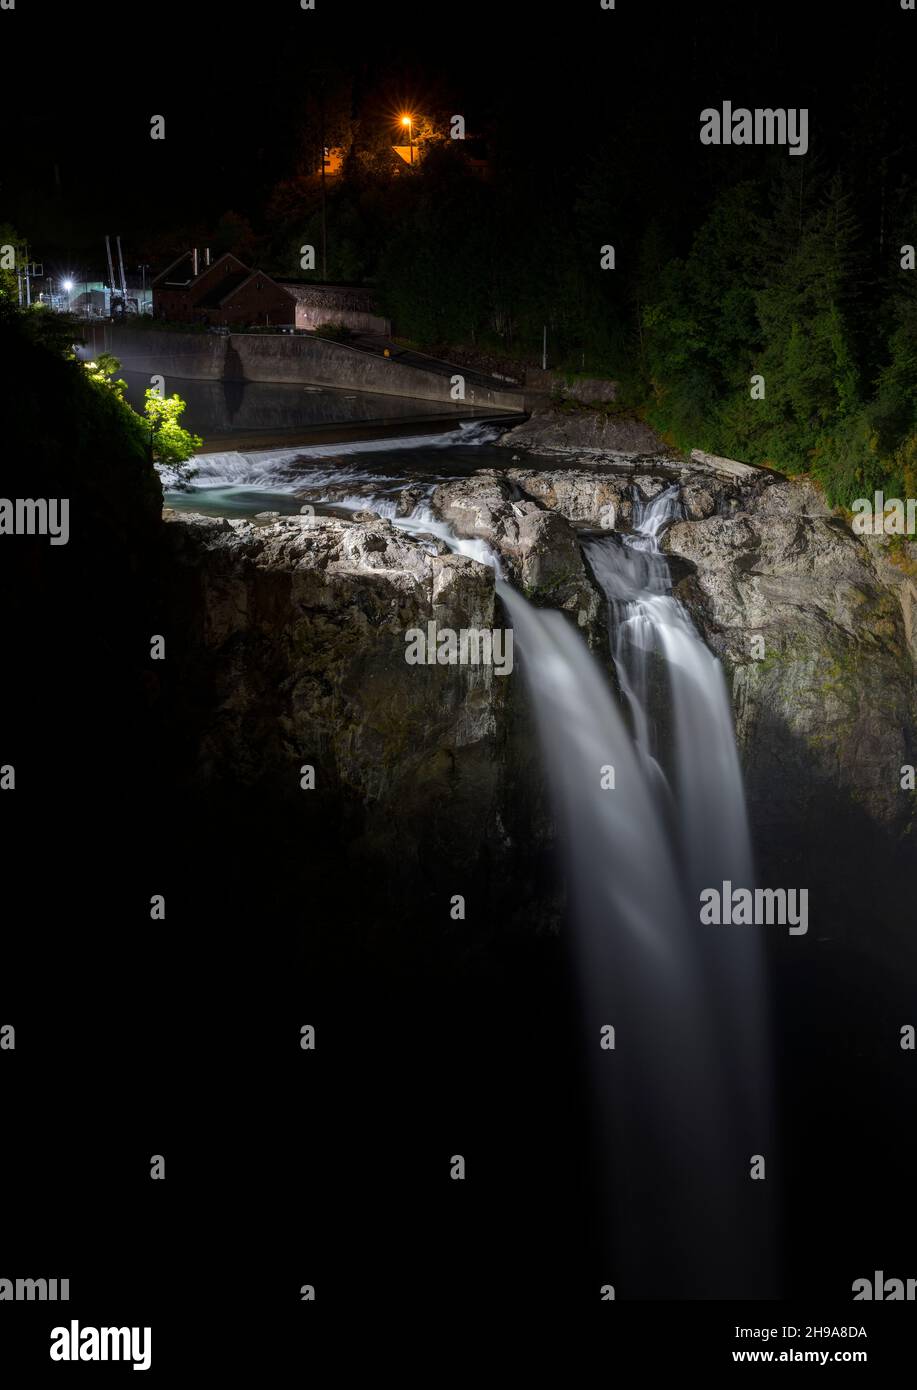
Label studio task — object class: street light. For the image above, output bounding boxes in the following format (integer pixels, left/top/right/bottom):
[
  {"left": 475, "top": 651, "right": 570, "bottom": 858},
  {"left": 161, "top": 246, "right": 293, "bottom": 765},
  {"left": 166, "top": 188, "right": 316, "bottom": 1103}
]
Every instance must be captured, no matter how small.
[
  {"left": 62, "top": 278, "right": 74, "bottom": 312},
  {"left": 401, "top": 114, "right": 414, "bottom": 166}
]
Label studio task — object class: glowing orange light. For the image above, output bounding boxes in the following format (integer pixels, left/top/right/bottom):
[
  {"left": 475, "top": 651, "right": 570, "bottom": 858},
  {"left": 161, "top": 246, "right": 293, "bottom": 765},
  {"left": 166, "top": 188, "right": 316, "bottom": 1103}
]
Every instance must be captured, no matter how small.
[{"left": 401, "top": 115, "right": 412, "bottom": 126}]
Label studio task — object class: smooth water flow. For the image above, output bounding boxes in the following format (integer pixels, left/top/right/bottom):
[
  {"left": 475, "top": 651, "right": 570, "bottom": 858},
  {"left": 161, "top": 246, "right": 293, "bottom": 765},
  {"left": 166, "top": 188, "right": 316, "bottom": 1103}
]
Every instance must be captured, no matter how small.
[
  {"left": 167, "top": 431, "right": 776, "bottom": 1293},
  {"left": 160, "top": 420, "right": 505, "bottom": 493},
  {"left": 585, "top": 486, "right": 754, "bottom": 893},
  {"left": 503, "top": 484, "right": 775, "bottom": 1297}
]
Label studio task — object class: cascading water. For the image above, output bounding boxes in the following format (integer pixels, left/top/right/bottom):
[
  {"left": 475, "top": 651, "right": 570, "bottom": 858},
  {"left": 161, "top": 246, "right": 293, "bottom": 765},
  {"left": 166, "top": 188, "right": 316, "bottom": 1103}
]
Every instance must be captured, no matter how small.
[
  {"left": 167, "top": 426, "right": 776, "bottom": 1291},
  {"left": 585, "top": 489, "right": 771, "bottom": 1123},
  {"left": 392, "top": 506, "right": 505, "bottom": 572},
  {"left": 500, "top": 483, "right": 775, "bottom": 1298},
  {"left": 159, "top": 419, "right": 505, "bottom": 493},
  {"left": 585, "top": 485, "right": 754, "bottom": 895}
]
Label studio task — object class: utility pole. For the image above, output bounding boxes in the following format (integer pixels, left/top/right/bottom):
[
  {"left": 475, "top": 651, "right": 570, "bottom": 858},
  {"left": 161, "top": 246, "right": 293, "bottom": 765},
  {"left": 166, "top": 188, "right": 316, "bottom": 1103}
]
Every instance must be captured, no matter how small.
[
  {"left": 319, "top": 81, "right": 328, "bottom": 281},
  {"left": 105, "top": 235, "right": 116, "bottom": 316},
  {"left": 14, "top": 241, "right": 37, "bottom": 306},
  {"left": 307, "top": 67, "right": 334, "bottom": 283},
  {"left": 116, "top": 236, "right": 128, "bottom": 300},
  {"left": 105, "top": 236, "right": 129, "bottom": 317}
]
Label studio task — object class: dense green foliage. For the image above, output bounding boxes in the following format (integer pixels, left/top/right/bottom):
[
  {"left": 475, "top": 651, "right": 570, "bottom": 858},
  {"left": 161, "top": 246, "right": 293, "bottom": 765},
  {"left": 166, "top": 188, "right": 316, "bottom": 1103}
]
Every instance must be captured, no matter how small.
[
  {"left": 141, "top": 387, "right": 203, "bottom": 466},
  {"left": 1, "top": 297, "right": 200, "bottom": 480},
  {"left": 0, "top": 299, "right": 162, "bottom": 550},
  {"left": 639, "top": 170, "right": 917, "bottom": 505},
  {"left": 83, "top": 352, "right": 202, "bottom": 468},
  {"left": 247, "top": 128, "right": 917, "bottom": 507}
]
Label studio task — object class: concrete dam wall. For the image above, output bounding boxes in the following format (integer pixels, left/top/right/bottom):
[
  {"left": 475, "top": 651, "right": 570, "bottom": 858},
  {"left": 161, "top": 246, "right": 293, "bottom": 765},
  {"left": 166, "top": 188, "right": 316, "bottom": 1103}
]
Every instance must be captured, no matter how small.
[{"left": 79, "top": 326, "right": 525, "bottom": 411}]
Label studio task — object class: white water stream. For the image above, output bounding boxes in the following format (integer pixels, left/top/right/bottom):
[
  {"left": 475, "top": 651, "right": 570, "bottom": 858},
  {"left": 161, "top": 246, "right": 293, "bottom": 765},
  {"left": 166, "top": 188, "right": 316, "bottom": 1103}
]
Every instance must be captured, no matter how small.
[{"left": 501, "top": 484, "right": 775, "bottom": 1296}]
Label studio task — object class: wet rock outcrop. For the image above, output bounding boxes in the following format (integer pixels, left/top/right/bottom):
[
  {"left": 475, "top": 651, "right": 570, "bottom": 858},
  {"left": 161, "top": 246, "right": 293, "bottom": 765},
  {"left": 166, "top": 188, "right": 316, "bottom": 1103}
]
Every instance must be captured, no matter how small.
[
  {"left": 498, "top": 405, "right": 670, "bottom": 456},
  {"left": 159, "top": 509, "right": 550, "bottom": 924},
  {"left": 159, "top": 460, "right": 916, "bottom": 942},
  {"left": 661, "top": 477, "right": 917, "bottom": 898},
  {"left": 505, "top": 468, "right": 633, "bottom": 530},
  {"left": 429, "top": 471, "right": 601, "bottom": 633}
]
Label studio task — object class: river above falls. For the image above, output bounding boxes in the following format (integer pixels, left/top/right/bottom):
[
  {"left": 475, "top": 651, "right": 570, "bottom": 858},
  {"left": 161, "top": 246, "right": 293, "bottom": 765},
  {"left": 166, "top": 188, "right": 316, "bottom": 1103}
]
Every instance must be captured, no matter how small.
[
  {"left": 160, "top": 420, "right": 524, "bottom": 517},
  {"left": 122, "top": 368, "right": 516, "bottom": 455}
]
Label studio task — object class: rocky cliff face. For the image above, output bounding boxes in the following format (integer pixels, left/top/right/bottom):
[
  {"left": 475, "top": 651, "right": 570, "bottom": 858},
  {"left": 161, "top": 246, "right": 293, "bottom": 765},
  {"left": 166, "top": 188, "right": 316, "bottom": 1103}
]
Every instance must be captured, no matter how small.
[
  {"left": 659, "top": 476, "right": 916, "bottom": 925},
  {"left": 161, "top": 459, "right": 916, "bottom": 942},
  {"left": 160, "top": 508, "right": 553, "bottom": 933},
  {"left": 663, "top": 479, "right": 916, "bottom": 831}
]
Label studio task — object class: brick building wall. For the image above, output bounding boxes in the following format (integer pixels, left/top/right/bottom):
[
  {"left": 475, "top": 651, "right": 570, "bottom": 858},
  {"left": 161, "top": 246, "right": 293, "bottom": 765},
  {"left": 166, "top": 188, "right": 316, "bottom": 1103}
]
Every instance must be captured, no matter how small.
[
  {"left": 153, "top": 255, "right": 384, "bottom": 330},
  {"left": 153, "top": 253, "right": 249, "bottom": 323},
  {"left": 210, "top": 273, "right": 295, "bottom": 327}
]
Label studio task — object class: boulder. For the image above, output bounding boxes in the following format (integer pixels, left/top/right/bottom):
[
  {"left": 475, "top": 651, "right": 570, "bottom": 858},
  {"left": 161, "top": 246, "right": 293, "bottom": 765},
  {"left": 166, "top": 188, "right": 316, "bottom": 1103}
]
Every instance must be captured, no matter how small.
[
  {"left": 689, "top": 448, "right": 767, "bottom": 480},
  {"left": 497, "top": 406, "right": 673, "bottom": 457},
  {"left": 429, "top": 471, "right": 601, "bottom": 632},
  {"left": 507, "top": 468, "right": 634, "bottom": 529}
]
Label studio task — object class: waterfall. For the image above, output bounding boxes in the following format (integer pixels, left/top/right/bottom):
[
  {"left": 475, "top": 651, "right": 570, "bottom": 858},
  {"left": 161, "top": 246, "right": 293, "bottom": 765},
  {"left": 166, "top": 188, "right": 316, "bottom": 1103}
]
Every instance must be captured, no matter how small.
[
  {"left": 500, "top": 483, "right": 776, "bottom": 1298},
  {"left": 584, "top": 485, "right": 754, "bottom": 894}
]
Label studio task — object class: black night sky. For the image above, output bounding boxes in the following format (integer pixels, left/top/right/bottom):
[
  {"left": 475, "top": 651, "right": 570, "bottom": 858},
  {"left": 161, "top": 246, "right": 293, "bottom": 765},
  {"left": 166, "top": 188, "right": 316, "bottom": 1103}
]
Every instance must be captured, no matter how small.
[{"left": 3, "top": 0, "right": 914, "bottom": 272}]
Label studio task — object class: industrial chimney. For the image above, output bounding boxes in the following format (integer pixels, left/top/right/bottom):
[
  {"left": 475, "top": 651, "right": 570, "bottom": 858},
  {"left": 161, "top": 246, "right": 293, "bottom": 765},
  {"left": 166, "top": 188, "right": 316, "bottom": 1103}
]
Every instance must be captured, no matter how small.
[
  {"left": 204, "top": 246, "right": 211, "bottom": 267},
  {"left": 192, "top": 247, "right": 199, "bottom": 276}
]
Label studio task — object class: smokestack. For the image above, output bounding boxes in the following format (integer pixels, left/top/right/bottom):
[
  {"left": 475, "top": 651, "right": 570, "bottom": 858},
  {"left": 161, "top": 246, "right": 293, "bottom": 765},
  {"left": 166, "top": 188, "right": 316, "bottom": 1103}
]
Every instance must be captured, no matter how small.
[
  {"left": 205, "top": 246, "right": 211, "bottom": 267},
  {"left": 192, "top": 247, "right": 199, "bottom": 276}
]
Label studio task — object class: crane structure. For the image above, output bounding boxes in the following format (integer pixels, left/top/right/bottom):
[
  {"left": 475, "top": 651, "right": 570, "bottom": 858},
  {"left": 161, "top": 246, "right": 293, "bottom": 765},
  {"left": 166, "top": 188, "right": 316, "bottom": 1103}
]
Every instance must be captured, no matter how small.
[{"left": 104, "top": 235, "right": 137, "bottom": 318}]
